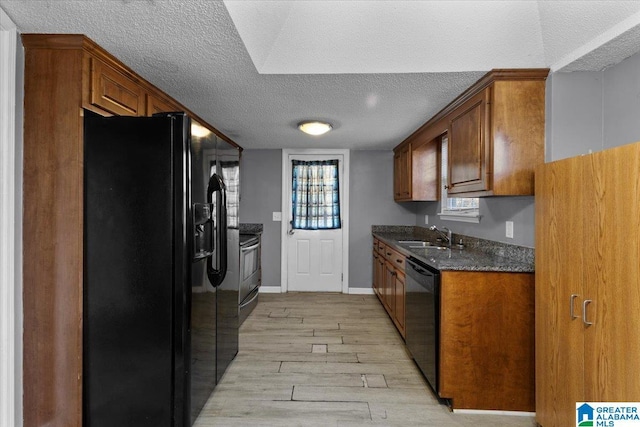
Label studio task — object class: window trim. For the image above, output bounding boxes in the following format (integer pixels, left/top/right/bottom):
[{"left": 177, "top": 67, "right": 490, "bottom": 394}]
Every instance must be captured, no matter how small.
[
  {"left": 439, "top": 135, "right": 481, "bottom": 223},
  {"left": 1, "top": 9, "right": 18, "bottom": 427}
]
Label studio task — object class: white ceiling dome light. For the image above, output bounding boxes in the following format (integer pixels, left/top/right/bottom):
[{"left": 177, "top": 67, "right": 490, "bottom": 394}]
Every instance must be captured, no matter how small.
[{"left": 297, "top": 121, "right": 333, "bottom": 136}]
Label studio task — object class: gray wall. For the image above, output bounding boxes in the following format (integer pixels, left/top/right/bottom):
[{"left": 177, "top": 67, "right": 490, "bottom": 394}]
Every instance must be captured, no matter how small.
[
  {"left": 545, "top": 71, "right": 603, "bottom": 161},
  {"left": 547, "top": 49, "right": 640, "bottom": 161},
  {"left": 240, "top": 149, "right": 416, "bottom": 290},
  {"left": 239, "top": 150, "right": 282, "bottom": 287},
  {"left": 407, "top": 197, "right": 535, "bottom": 248},
  {"left": 349, "top": 151, "right": 416, "bottom": 288}
]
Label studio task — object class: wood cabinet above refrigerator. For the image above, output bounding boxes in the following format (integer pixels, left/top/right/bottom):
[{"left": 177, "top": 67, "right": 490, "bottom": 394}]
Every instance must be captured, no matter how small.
[{"left": 21, "top": 33, "right": 240, "bottom": 427}]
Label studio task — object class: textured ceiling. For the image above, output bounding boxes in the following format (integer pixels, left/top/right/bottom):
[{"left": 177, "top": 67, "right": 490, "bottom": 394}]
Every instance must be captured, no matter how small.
[{"left": 2, "top": 0, "right": 640, "bottom": 150}]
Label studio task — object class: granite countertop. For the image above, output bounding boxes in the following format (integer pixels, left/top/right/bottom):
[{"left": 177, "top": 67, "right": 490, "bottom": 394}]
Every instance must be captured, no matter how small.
[
  {"left": 240, "top": 223, "right": 263, "bottom": 235},
  {"left": 373, "top": 226, "right": 534, "bottom": 273},
  {"left": 240, "top": 223, "right": 263, "bottom": 246}
]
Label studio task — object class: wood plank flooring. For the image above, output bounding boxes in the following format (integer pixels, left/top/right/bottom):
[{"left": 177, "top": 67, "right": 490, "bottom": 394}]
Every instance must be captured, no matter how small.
[{"left": 194, "top": 293, "right": 537, "bottom": 426}]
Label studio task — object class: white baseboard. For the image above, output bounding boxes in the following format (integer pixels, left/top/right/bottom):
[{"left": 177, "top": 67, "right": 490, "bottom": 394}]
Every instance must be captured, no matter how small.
[
  {"left": 258, "top": 286, "right": 374, "bottom": 295},
  {"left": 452, "top": 409, "right": 536, "bottom": 417},
  {"left": 348, "top": 287, "right": 375, "bottom": 295},
  {"left": 259, "top": 286, "right": 282, "bottom": 294}
]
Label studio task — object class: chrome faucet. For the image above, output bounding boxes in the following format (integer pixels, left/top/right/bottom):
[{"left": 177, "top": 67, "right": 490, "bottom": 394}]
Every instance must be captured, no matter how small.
[{"left": 429, "top": 225, "right": 452, "bottom": 247}]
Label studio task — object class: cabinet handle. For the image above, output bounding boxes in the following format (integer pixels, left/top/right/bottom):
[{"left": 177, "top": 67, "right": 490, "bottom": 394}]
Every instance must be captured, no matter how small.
[
  {"left": 395, "top": 259, "right": 402, "bottom": 264},
  {"left": 583, "top": 299, "right": 594, "bottom": 326},
  {"left": 570, "top": 294, "right": 579, "bottom": 319},
  {"left": 444, "top": 185, "right": 450, "bottom": 190}
]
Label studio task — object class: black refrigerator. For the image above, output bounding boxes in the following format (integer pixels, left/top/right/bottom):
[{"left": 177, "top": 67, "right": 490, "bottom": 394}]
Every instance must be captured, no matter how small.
[{"left": 83, "top": 111, "right": 239, "bottom": 426}]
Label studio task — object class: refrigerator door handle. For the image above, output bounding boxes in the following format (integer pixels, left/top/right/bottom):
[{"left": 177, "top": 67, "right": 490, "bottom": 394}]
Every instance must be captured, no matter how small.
[{"left": 206, "top": 173, "right": 228, "bottom": 287}]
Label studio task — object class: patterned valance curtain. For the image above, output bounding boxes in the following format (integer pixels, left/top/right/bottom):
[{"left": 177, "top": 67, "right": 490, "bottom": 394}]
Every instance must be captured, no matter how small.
[{"left": 291, "top": 160, "right": 341, "bottom": 230}]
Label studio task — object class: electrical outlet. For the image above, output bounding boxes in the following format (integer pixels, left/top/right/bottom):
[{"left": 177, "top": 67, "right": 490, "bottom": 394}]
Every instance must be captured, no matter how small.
[
  {"left": 506, "top": 221, "right": 514, "bottom": 239},
  {"left": 424, "top": 215, "right": 429, "bottom": 224},
  {"left": 272, "top": 212, "right": 282, "bottom": 221}
]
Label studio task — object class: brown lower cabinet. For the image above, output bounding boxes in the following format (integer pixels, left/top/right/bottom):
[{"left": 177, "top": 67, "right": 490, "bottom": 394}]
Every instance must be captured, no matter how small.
[
  {"left": 535, "top": 141, "right": 640, "bottom": 427},
  {"left": 373, "top": 237, "right": 535, "bottom": 411},
  {"left": 439, "top": 271, "right": 535, "bottom": 411},
  {"left": 372, "top": 238, "right": 405, "bottom": 337}
]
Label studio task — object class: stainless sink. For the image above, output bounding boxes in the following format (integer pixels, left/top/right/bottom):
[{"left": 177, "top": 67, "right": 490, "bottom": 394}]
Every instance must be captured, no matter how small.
[
  {"left": 397, "top": 240, "right": 448, "bottom": 250},
  {"left": 412, "top": 245, "right": 448, "bottom": 250}
]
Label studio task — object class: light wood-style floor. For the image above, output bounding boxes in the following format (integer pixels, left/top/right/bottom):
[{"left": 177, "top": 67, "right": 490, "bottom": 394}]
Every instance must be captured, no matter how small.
[{"left": 194, "top": 293, "right": 537, "bottom": 426}]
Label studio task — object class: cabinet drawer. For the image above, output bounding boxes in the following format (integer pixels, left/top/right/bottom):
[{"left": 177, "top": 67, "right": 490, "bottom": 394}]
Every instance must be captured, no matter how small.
[
  {"left": 90, "top": 58, "right": 144, "bottom": 116},
  {"left": 382, "top": 247, "right": 405, "bottom": 270},
  {"left": 389, "top": 250, "right": 405, "bottom": 271}
]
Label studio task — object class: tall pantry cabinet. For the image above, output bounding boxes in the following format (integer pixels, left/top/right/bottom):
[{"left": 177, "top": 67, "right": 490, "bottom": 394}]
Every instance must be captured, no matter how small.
[{"left": 535, "top": 141, "right": 640, "bottom": 427}]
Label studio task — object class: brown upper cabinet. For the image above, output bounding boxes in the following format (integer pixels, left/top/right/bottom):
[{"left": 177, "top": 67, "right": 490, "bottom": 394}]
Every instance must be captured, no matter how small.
[
  {"left": 447, "top": 89, "right": 490, "bottom": 194},
  {"left": 89, "top": 57, "right": 145, "bottom": 116},
  {"left": 395, "top": 69, "right": 548, "bottom": 198},
  {"left": 393, "top": 136, "right": 440, "bottom": 202},
  {"left": 146, "top": 93, "right": 180, "bottom": 116},
  {"left": 393, "top": 143, "right": 411, "bottom": 200}
]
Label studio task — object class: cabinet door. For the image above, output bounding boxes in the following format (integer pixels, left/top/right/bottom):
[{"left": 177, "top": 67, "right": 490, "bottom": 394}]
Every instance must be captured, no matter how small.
[
  {"left": 90, "top": 58, "right": 144, "bottom": 116},
  {"left": 411, "top": 138, "right": 440, "bottom": 201},
  {"left": 146, "top": 93, "right": 179, "bottom": 116},
  {"left": 384, "top": 260, "right": 396, "bottom": 316},
  {"left": 583, "top": 144, "right": 640, "bottom": 402},
  {"left": 447, "top": 89, "right": 490, "bottom": 194},
  {"left": 535, "top": 157, "right": 585, "bottom": 427},
  {"left": 393, "top": 152, "right": 402, "bottom": 199},
  {"left": 377, "top": 255, "right": 385, "bottom": 303},
  {"left": 400, "top": 146, "right": 411, "bottom": 198},
  {"left": 394, "top": 270, "right": 405, "bottom": 336},
  {"left": 393, "top": 145, "right": 411, "bottom": 201},
  {"left": 372, "top": 250, "right": 380, "bottom": 297}
]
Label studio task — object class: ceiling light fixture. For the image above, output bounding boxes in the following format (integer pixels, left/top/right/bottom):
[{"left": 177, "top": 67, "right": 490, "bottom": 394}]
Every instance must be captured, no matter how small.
[{"left": 297, "top": 121, "right": 333, "bottom": 136}]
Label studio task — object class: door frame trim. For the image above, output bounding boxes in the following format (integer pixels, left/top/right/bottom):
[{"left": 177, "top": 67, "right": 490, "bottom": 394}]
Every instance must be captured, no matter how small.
[
  {"left": 280, "top": 149, "right": 350, "bottom": 294},
  {"left": 0, "top": 8, "right": 18, "bottom": 427}
]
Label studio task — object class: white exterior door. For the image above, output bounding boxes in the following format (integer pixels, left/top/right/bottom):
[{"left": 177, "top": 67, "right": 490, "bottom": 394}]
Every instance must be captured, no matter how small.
[{"left": 284, "top": 153, "right": 346, "bottom": 292}]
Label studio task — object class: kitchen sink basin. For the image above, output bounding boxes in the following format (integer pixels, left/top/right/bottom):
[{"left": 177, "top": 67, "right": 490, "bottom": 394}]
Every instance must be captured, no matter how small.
[{"left": 397, "top": 240, "right": 448, "bottom": 250}]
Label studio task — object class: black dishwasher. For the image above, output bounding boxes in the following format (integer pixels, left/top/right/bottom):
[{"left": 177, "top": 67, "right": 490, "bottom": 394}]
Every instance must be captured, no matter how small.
[{"left": 405, "top": 257, "right": 440, "bottom": 395}]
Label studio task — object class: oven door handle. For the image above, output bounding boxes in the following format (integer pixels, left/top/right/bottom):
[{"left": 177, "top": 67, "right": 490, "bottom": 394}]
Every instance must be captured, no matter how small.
[
  {"left": 241, "top": 242, "right": 260, "bottom": 252},
  {"left": 239, "top": 288, "right": 260, "bottom": 309}
]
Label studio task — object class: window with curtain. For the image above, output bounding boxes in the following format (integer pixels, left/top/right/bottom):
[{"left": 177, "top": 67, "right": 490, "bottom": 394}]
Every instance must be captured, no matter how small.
[
  {"left": 291, "top": 159, "right": 341, "bottom": 230},
  {"left": 210, "top": 160, "right": 240, "bottom": 229}
]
